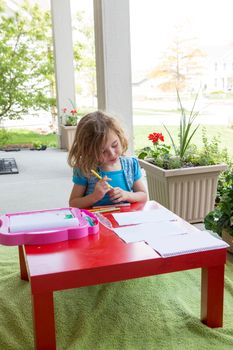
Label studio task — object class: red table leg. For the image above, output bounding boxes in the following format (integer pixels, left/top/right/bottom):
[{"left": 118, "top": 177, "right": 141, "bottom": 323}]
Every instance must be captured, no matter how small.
[
  {"left": 201, "top": 265, "right": 225, "bottom": 327},
  {"left": 18, "top": 246, "right": 29, "bottom": 281},
  {"left": 32, "top": 292, "right": 56, "bottom": 350}
]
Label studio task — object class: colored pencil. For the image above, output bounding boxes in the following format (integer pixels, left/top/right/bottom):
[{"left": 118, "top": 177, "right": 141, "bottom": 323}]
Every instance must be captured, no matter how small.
[
  {"left": 91, "top": 169, "right": 113, "bottom": 189},
  {"left": 89, "top": 207, "right": 121, "bottom": 214},
  {"left": 92, "top": 203, "right": 130, "bottom": 209}
]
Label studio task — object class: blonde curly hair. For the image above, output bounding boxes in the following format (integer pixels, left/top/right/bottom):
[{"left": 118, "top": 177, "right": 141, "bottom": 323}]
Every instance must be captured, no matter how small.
[{"left": 68, "top": 111, "right": 128, "bottom": 176}]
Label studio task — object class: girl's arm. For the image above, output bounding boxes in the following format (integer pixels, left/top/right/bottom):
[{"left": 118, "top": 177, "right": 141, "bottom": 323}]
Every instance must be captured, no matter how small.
[
  {"left": 69, "top": 177, "right": 110, "bottom": 208},
  {"left": 132, "top": 178, "right": 148, "bottom": 202},
  {"left": 109, "top": 178, "right": 148, "bottom": 204},
  {"left": 69, "top": 184, "right": 96, "bottom": 208}
]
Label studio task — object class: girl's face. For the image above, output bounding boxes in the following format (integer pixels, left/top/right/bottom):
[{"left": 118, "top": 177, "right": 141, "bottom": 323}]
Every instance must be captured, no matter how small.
[{"left": 99, "top": 130, "right": 122, "bottom": 165}]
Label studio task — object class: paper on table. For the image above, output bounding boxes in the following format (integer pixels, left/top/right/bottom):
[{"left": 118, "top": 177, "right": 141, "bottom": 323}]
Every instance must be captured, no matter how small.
[
  {"left": 146, "top": 230, "right": 229, "bottom": 257},
  {"left": 112, "top": 208, "right": 176, "bottom": 226},
  {"left": 113, "top": 221, "right": 189, "bottom": 243},
  {"left": 9, "top": 209, "right": 79, "bottom": 233}
]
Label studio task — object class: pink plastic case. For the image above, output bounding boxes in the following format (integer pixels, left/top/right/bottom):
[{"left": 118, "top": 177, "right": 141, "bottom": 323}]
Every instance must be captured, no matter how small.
[{"left": 0, "top": 207, "right": 99, "bottom": 246}]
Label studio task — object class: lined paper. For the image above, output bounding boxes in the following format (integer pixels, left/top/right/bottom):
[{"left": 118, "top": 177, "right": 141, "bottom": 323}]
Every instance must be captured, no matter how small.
[{"left": 146, "top": 230, "right": 229, "bottom": 257}]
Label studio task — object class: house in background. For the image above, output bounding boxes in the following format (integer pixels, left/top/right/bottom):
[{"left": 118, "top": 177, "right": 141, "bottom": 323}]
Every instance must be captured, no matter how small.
[
  {"left": 204, "top": 45, "right": 233, "bottom": 93},
  {"left": 132, "top": 44, "right": 233, "bottom": 100}
]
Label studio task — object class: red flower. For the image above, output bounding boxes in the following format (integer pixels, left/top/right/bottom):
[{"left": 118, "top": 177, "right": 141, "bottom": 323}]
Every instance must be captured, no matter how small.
[
  {"left": 62, "top": 108, "right": 67, "bottom": 113},
  {"left": 158, "top": 133, "right": 164, "bottom": 142},
  {"left": 71, "top": 109, "right": 77, "bottom": 115},
  {"left": 148, "top": 132, "right": 164, "bottom": 144}
]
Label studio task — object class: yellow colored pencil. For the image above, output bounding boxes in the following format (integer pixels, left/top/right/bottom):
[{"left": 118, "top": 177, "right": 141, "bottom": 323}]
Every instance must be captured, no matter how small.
[
  {"left": 89, "top": 207, "right": 120, "bottom": 213},
  {"left": 91, "top": 169, "right": 113, "bottom": 189},
  {"left": 92, "top": 203, "right": 130, "bottom": 209}
]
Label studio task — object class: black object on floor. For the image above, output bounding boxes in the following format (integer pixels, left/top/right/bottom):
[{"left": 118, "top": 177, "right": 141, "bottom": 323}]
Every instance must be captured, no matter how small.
[
  {"left": 4, "top": 148, "right": 21, "bottom": 152},
  {"left": 0, "top": 158, "right": 19, "bottom": 175}
]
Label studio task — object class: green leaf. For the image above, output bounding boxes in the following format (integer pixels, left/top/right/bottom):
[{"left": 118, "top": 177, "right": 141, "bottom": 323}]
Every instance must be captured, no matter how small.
[
  {"left": 138, "top": 151, "right": 148, "bottom": 159},
  {"left": 163, "top": 123, "right": 178, "bottom": 155}
]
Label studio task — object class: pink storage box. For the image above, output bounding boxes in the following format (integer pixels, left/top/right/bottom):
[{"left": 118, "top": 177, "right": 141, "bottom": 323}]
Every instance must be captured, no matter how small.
[{"left": 0, "top": 207, "right": 99, "bottom": 246}]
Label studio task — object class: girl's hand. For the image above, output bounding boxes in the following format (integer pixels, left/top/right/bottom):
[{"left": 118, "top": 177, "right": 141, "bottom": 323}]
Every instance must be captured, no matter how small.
[
  {"left": 108, "top": 187, "right": 129, "bottom": 203},
  {"left": 93, "top": 176, "right": 111, "bottom": 200}
]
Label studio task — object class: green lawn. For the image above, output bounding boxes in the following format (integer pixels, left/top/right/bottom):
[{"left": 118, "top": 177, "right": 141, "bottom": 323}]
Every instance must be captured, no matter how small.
[
  {"left": 134, "top": 124, "right": 233, "bottom": 159},
  {"left": 2, "top": 124, "right": 233, "bottom": 160},
  {"left": 3, "top": 129, "right": 58, "bottom": 148}
]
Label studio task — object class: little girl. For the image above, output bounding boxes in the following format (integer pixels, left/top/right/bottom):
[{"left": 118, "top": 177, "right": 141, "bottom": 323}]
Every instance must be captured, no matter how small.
[{"left": 68, "top": 111, "right": 148, "bottom": 208}]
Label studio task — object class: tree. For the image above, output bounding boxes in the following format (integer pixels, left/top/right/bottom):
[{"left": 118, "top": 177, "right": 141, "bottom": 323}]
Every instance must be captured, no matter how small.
[
  {"left": 0, "top": 1, "right": 96, "bottom": 125},
  {"left": 149, "top": 25, "right": 206, "bottom": 93},
  {"left": 0, "top": 0, "right": 55, "bottom": 123}
]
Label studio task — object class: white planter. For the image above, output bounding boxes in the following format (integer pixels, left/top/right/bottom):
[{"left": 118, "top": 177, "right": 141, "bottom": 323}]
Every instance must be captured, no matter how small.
[
  {"left": 139, "top": 159, "right": 228, "bottom": 223},
  {"left": 60, "top": 125, "right": 76, "bottom": 151}
]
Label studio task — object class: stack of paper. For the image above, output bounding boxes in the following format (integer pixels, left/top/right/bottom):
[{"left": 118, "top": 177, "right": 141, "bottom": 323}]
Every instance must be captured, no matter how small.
[{"left": 112, "top": 209, "right": 229, "bottom": 257}]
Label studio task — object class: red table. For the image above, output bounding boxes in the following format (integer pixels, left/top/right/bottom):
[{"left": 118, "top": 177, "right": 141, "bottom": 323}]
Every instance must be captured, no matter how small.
[{"left": 18, "top": 201, "right": 227, "bottom": 350}]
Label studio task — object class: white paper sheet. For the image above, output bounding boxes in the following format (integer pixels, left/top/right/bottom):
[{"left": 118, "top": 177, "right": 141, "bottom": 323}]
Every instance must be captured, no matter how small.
[
  {"left": 112, "top": 208, "right": 176, "bottom": 226},
  {"left": 9, "top": 209, "right": 79, "bottom": 233},
  {"left": 113, "top": 221, "right": 189, "bottom": 243}
]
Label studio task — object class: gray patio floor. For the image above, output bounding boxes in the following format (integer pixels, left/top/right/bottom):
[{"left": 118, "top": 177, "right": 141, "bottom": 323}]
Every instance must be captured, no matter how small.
[{"left": 0, "top": 148, "right": 73, "bottom": 214}]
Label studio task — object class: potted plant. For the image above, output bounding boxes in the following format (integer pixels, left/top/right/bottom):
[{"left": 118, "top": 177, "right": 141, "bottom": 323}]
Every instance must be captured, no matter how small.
[
  {"left": 138, "top": 90, "right": 228, "bottom": 223},
  {"left": 60, "top": 105, "right": 79, "bottom": 151},
  {"left": 30, "top": 141, "right": 47, "bottom": 151},
  {"left": 204, "top": 171, "right": 233, "bottom": 253}
]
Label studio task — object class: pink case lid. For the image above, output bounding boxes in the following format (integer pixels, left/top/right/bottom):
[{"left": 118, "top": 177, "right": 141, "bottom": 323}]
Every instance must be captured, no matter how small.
[{"left": 0, "top": 207, "right": 99, "bottom": 246}]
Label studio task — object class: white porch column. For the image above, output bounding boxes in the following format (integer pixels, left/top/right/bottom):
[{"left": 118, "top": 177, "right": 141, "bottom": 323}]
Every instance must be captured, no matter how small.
[
  {"left": 50, "top": 0, "right": 76, "bottom": 147},
  {"left": 93, "top": 0, "right": 134, "bottom": 154}
]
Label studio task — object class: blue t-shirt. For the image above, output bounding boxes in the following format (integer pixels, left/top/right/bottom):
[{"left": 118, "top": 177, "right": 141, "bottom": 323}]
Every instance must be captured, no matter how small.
[{"left": 72, "top": 156, "right": 142, "bottom": 206}]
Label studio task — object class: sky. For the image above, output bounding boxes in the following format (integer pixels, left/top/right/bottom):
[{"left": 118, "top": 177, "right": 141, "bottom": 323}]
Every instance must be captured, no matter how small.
[
  {"left": 37, "top": 0, "right": 233, "bottom": 73},
  {"left": 69, "top": 0, "right": 233, "bottom": 72},
  {"left": 36, "top": 0, "right": 233, "bottom": 45},
  {"left": 129, "top": 0, "right": 233, "bottom": 71}
]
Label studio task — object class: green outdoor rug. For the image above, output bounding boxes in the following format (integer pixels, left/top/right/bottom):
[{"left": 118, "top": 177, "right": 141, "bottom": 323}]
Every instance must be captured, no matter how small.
[{"left": 1, "top": 245, "right": 233, "bottom": 350}]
